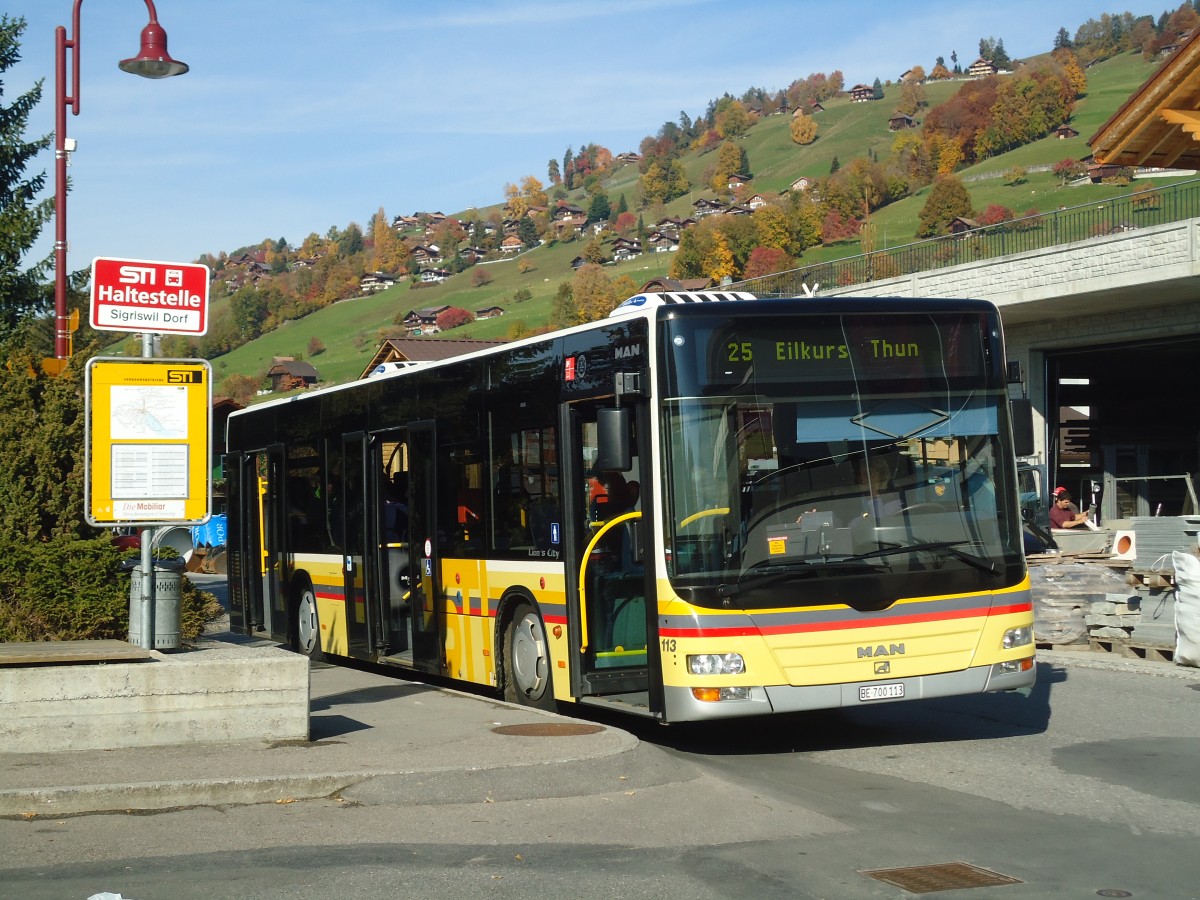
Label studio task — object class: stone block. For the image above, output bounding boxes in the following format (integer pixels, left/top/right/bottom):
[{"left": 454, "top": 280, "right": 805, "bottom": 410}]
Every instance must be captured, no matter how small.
[{"left": 0, "top": 643, "right": 309, "bottom": 752}]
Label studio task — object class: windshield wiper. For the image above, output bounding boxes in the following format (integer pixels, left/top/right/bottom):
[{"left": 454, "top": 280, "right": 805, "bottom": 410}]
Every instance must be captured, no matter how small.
[
  {"left": 718, "top": 558, "right": 884, "bottom": 598},
  {"left": 845, "top": 541, "right": 999, "bottom": 575}
]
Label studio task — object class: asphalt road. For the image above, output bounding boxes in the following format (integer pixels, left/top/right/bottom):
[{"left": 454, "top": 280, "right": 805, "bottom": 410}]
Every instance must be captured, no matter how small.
[{"left": 4, "top": 646, "right": 1197, "bottom": 898}]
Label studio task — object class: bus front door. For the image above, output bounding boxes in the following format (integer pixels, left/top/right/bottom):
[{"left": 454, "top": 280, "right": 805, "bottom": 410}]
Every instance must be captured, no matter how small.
[{"left": 565, "top": 401, "right": 654, "bottom": 706}]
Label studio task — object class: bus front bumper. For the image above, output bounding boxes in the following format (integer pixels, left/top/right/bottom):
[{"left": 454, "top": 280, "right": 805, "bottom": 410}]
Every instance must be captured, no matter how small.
[{"left": 662, "top": 658, "right": 1036, "bottom": 722}]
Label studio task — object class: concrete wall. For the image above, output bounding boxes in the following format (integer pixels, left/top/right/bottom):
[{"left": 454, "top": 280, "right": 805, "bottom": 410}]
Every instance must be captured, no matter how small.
[
  {"left": 0, "top": 643, "right": 309, "bottom": 752},
  {"left": 819, "top": 219, "right": 1200, "bottom": 462}
]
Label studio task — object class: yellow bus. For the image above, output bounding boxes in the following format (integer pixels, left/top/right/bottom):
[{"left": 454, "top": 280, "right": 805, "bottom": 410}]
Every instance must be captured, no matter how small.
[{"left": 225, "top": 291, "right": 1036, "bottom": 722}]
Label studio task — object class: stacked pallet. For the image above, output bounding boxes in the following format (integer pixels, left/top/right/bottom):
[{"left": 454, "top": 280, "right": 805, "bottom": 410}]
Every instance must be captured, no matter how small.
[{"left": 1080, "top": 516, "right": 1199, "bottom": 662}]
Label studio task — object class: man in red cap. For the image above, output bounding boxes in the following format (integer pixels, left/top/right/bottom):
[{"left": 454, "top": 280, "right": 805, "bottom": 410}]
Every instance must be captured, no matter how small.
[{"left": 1050, "top": 488, "right": 1090, "bottom": 528}]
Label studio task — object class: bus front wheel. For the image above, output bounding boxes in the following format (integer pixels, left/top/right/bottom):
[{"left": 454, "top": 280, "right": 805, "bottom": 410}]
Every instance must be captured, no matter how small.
[
  {"left": 294, "top": 580, "right": 325, "bottom": 662},
  {"left": 503, "top": 602, "right": 555, "bottom": 710}
]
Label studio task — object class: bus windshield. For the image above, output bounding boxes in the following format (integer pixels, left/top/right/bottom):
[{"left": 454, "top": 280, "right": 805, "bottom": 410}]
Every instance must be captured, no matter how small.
[{"left": 660, "top": 308, "right": 1025, "bottom": 609}]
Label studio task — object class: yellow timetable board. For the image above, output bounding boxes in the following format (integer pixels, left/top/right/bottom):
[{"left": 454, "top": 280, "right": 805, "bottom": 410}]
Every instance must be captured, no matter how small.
[{"left": 85, "top": 357, "right": 212, "bottom": 526}]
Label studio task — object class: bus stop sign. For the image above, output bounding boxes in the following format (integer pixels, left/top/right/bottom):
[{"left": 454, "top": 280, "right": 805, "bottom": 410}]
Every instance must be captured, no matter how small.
[{"left": 90, "top": 256, "right": 210, "bottom": 336}]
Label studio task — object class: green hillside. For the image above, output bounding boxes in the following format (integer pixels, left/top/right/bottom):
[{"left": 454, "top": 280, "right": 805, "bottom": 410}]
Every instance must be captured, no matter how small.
[{"left": 214, "top": 50, "right": 1169, "bottom": 395}]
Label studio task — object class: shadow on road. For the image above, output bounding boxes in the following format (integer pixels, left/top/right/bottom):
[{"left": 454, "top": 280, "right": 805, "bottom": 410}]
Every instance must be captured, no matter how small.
[{"left": 581, "top": 661, "right": 1065, "bottom": 757}]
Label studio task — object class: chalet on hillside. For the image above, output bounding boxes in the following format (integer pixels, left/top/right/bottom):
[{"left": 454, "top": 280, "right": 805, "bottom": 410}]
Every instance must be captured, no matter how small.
[
  {"left": 402, "top": 306, "right": 450, "bottom": 331},
  {"left": 640, "top": 276, "right": 713, "bottom": 292},
  {"left": 968, "top": 58, "right": 998, "bottom": 78},
  {"left": 266, "top": 358, "right": 318, "bottom": 392},
  {"left": 475, "top": 306, "right": 504, "bottom": 319},
  {"left": 949, "top": 216, "right": 980, "bottom": 235},
  {"left": 849, "top": 84, "right": 875, "bottom": 102},
  {"left": 610, "top": 237, "right": 642, "bottom": 261},
  {"left": 692, "top": 198, "right": 726, "bottom": 217},
  {"left": 358, "top": 336, "right": 507, "bottom": 380},
  {"left": 500, "top": 235, "right": 524, "bottom": 254},
  {"left": 410, "top": 244, "right": 442, "bottom": 264},
  {"left": 727, "top": 173, "right": 751, "bottom": 190},
  {"left": 745, "top": 193, "right": 768, "bottom": 210},
  {"left": 1055, "top": 124, "right": 1080, "bottom": 139},
  {"left": 888, "top": 113, "right": 915, "bottom": 131},
  {"left": 554, "top": 203, "right": 586, "bottom": 220},
  {"left": 359, "top": 271, "right": 396, "bottom": 292},
  {"left": 647, "top": 231, "right": 679, "bottom": 252},
  {"left": 418, "top": 268, "right": 450, "bottom": 284}
]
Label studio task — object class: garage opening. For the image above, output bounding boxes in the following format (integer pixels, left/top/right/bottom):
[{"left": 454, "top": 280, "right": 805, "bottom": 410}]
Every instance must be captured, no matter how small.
[{"left": 1047, "top": 335, "right": 1200, "bottom": 521}]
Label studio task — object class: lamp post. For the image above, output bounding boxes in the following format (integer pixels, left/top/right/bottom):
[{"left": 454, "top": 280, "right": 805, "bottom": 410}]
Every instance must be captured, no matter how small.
[{"left": 54, "top": 0, "right": 188, "bottom": 360}]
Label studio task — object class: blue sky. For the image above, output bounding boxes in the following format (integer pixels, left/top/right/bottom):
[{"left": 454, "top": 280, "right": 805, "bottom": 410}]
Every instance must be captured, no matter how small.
[{"left": 15, "top": 0, "right": 1117, "bottom": 271}]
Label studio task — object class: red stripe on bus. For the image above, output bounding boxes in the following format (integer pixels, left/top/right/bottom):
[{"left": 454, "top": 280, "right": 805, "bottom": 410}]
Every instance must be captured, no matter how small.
[{"left": 659, "top": 601, "right": 1031, "bottom": 639}]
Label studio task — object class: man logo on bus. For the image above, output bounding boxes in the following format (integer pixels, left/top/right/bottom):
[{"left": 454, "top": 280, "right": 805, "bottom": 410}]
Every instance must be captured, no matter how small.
[
  {"left": 858, "top": 643, "right": 905, "bottom": 658},
  {"left": 615, "top": 344, "right": 642, "bottom": 360}
]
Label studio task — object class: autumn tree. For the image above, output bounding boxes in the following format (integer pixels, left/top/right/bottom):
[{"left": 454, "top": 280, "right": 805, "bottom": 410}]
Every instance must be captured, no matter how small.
[
  {"left": 370, "top": 207, "right": 407, "bottom": 273},
  {"left": 713, "top": 97, "right": 751, "bottom": 138},
  {"left": 640, "top": 158, "right": 689, "bottom": 205},
  {"left": 896, "top": 80, "right": 926, "bottom": 117},
  {"left": 929, "top": 61, "right": 951, "bottom": 80},
  {"left": 1053, "top": 158, "right": 1087, "bottom": 186},
  {"left": 550, "top": 281, "right": 578, "bottom": 328},
  {"left": 1052, "top": 47, "right": 1087, "bottom": 99},
  {"left": 572, "top": 265, "right": 625, "bottom": 322},
  {"left": 220, "top": 373, "right": 259, "bottom": 406},
  {"left": 710, "top": 140, "right": 749, "bottom": 193},
  {"left": 436, "top": 307, "right": 474, "bottom": 330},
  {"left": 742, "top": 246, "right": 792, "bottom": 280},
  {"left": 977, "top": 203, "right": 1015, "bottom": 227},
  {"left": 789, "top": 111, "right": 818, "bottom": 145},
  {"left": 916, "top": 174, "right": 973, "bottom": 237}
]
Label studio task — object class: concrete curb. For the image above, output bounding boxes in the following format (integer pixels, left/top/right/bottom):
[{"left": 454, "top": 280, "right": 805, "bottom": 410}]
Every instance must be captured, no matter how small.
[
  {"left": 1037, "top": 647, "right": 1199, "bottom": 679},
  {"left": 0, "top": 725, "right": 642, "bottom": 818}
]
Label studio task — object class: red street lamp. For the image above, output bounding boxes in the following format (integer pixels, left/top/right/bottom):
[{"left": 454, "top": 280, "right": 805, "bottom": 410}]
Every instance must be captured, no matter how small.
[{"left": 54, "top": 0, "right": 188, "bottom": 360}]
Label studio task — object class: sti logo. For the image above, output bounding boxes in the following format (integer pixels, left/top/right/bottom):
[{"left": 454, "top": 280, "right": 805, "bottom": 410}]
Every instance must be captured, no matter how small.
[{"left": 167, "top": 370, "right": 204, "bottom": 384}]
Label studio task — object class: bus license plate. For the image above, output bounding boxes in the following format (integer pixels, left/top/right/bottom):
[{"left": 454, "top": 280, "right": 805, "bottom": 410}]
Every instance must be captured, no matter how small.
[{"left": 859, "top": 683, "right": 904, "bottom": 702}]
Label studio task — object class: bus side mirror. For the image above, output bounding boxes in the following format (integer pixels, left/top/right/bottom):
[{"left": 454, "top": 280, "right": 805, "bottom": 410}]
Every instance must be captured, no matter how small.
[
  {"left": 1010, "top": 398, "right": 1034, "bottom": 458},
  {"left": 596, "top": 407, "right": 632, "bottom": 472}
]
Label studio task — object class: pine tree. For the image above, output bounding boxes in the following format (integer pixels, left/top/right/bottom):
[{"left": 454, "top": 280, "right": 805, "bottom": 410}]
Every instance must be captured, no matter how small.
[
  {"left": 0, "top": 16, "right": 54, "bottom": 340},
  {"left": 872, "top": 77, "right": 884, "bottom": 100}
]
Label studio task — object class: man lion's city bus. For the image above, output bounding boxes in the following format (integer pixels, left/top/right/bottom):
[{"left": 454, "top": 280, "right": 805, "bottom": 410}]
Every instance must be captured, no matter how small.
[{"left": 225, "top": 292, "right": 1036, "bottom": 723}]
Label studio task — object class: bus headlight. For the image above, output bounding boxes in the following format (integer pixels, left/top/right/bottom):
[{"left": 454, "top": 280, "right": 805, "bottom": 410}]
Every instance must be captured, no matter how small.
[
  {"left": 1002, "top": 625, "right": 1033, "bottom": 650},
  {"left": 688, "top": 653, "right": 745, "bottom": 676},
  {"left": 691, "top": 686, "right": 753, "bottom": 702}
]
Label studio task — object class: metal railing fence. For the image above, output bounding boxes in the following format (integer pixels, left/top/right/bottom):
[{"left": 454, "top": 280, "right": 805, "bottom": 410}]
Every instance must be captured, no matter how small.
[{"left": 734, "top": 177, "right": 1200, "bottom": 297}]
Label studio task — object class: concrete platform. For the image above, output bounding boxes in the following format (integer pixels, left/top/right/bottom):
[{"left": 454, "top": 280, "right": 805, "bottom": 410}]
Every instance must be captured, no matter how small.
[{"left": 0, "top": 639, "right": 309, "bottom": 752}]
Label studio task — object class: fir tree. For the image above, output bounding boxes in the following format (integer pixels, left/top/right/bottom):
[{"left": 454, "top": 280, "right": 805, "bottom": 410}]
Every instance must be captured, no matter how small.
[{"left": 0, "top": 16, "right": 54, "bottom": 340}]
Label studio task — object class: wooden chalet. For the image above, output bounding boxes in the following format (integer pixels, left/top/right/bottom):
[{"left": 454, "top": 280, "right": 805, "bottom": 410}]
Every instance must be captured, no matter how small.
[
  {"left": 266, "top": 358, "right": 319, "bottom": 392},
  {"left": 849, "top": 84, "right": 875, "bottom": 102},
  {"left": 640, "top": 276, "right": 713, "bottom": 292},
  {"left": 357, "top": 336, "right": 506, "bottom": 380}
]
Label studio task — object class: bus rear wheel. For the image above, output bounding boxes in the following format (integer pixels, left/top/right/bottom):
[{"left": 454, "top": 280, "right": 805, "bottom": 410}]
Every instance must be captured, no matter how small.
[
  {"left": 504, "top": 602, "right": 555, "bottom": 710},
  {"left": 294, "top": 580, "right": 325, "bottom": 662}
]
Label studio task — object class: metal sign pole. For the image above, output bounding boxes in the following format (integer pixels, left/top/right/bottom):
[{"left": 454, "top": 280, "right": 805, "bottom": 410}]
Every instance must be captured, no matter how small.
[{"left": 138, "top": 331, "right": 156, "bottom": 650}]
